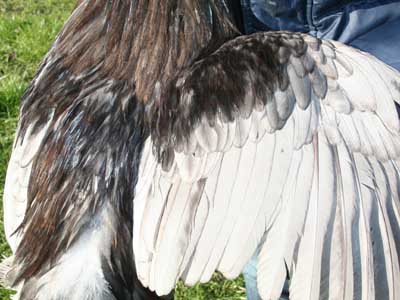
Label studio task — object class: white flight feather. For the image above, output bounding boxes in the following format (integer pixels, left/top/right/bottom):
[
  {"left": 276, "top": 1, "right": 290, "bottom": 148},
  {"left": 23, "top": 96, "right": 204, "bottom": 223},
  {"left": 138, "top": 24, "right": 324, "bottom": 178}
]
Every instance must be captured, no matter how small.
[
  {"left": 369, "top": 158, "right": 400, "bottom": 300},
  {"left": 352, "top": 153, "right": 376, "bottom": 300},
  {"left": 213, "top": 132, "right": 274, "bottom": 280},
  {"left": 132, "top": 34, "right": 400, "bottom": 299},
  {"left": 257, "top": 147, "right": 304, "bottom": 300},
  {"left": 182, "top": 147, "right": 242, "bottom": 285},
  {"left": 220, "top": 118, "right": 295, "bottom": 279},
  {"left": 289, "top": 143, "right": 318, "bottom": 300},
  {"left": 200, "top": 139, "right": 258, "bottom": 282}
]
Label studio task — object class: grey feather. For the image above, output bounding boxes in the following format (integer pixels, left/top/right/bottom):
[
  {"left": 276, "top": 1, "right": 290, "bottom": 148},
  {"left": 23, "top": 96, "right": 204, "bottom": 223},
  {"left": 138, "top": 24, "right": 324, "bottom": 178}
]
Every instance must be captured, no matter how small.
[
  {"left": 309, "top": 67, "right": 328, "bottom": 99},
  {"left": 287, "top": 64, "right": 312, "bottom": 109},
  {"left": 274, "top": 87, "right": 295, "bottom": 121}
]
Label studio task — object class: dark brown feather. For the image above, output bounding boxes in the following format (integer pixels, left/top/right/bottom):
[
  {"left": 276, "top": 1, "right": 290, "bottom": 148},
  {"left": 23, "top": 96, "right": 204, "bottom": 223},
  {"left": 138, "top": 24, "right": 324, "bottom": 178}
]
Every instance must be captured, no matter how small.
[
  {"left": 148, "top": 32, "right": 311, "bottom": 164},
  {"left": 13, "top": 0, "right": 238, "bottom": 298}
]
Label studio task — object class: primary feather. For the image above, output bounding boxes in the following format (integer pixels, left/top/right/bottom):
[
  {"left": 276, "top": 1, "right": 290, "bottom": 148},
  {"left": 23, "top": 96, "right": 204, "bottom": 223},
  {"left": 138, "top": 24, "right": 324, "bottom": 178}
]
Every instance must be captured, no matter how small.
[{"left": 135, "top": 31, "right": 400, "bottom": 300}]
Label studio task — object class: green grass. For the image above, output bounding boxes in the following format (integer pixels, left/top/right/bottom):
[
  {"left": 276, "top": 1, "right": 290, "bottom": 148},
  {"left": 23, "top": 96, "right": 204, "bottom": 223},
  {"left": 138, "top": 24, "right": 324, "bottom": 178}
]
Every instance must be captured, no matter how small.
[{"left": 0, "top": 1, "right": 246, "bottom": 299}]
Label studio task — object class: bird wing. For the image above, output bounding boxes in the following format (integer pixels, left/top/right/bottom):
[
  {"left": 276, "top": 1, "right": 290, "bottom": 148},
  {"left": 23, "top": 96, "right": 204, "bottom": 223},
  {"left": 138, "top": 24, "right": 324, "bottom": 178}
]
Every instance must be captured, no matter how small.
[
  {"left": 2, "top": 48, "right": 59, "bottom": 253},
  {"left": 134, "top": 31, "right": 400, "bottom": 300},
  {"left": 3, "top": 119, "right": 51, "bottom": 252}
]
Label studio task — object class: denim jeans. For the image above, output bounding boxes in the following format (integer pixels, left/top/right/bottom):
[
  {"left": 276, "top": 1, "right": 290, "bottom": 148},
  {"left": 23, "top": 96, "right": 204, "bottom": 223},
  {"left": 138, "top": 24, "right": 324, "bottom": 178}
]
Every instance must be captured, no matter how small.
[
  {"left": 243, "top": 251, "right": 289, "bottom": 300},
  {"left": 242, "top": 252, "right": 260, "bottom": 300}
]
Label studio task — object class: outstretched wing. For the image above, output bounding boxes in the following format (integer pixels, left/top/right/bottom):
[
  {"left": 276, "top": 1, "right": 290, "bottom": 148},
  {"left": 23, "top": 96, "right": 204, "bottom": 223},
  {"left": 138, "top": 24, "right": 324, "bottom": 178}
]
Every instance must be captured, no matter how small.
[{"left": 134, "top": 31, "right": 400, "bottom": 300}]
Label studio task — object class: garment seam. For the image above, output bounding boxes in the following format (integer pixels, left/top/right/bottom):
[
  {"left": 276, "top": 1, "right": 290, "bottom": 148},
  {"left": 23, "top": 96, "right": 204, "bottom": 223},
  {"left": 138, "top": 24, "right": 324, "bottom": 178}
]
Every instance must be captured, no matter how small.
[
  {"left": 307, "top": 0, "right": 317, "bottom": 37},
  {"left": 313, "top": 0, "right": 399, "bottom": 21},
  {"left": 241, "top": 0, "right": 255, "bottom": 33}
]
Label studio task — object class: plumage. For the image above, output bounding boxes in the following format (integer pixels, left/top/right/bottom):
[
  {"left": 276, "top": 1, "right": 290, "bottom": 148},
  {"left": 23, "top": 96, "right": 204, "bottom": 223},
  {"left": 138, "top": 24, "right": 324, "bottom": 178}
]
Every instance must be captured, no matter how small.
[
  {"left": 274, "top": 86, "right": 296, "bottom": 121},
  {"left": 2, "top": 1, "right": 400, "bottom": 300},
  {"left": 134, "top": 30, "right": 400, "bottom": 300},
  {"left": 309, "top": 66, "right": 328, "bottom": 98},
  {"left": 3, "top": 123, "right": 50, "bottom": 253},
  {"left": 287, "top": 64, "right": 312, "bottom": 109}
]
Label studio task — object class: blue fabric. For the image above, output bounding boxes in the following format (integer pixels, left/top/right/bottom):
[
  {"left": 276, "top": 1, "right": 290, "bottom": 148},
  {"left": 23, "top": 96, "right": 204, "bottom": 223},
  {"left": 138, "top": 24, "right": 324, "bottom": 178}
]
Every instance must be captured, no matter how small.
[
  {"left": 240, "top": 0, "right": 400, "bottom": 70},
  {"left": 350, "top": 17, "right": 400, "bottom": 71},
  {"left": 238, "top": 1, "right": 400, "bottom": 299},
  {"left": 243, "top": 251, "right": 290, "bottom": 300},
  {"left": 242, "top": 253, "right": 260, "bottom": 300}
]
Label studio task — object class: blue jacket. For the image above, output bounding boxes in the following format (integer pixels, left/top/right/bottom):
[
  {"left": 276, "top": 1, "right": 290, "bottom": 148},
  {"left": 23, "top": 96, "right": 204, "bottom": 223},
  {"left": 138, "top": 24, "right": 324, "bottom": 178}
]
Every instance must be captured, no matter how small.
[{"left": 236, "top": 0, "right": 400, "bottom": 70}]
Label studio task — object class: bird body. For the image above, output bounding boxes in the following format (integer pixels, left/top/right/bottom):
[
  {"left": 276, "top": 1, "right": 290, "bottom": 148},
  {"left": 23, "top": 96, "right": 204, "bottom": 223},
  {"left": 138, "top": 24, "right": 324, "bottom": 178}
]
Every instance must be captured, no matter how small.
[{"left": 2, "top": 0, "right": 400, "bottom": 300}]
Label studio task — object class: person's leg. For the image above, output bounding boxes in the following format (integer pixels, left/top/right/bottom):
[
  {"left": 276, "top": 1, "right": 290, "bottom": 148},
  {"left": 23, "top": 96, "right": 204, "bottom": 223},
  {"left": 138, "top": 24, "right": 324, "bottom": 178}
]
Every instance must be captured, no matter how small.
[
  {"left": 243, "top": 253, "right": 259, "bottom": 300},
  {"left": 243, "top": 251, "right": 290, "bottom": 300}
]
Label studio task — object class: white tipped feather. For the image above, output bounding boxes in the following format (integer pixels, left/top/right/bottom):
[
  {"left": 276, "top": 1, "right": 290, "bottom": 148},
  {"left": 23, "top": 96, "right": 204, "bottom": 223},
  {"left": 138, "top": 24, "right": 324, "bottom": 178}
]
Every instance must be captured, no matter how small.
[
  {"left": 257, "top": 145, "right": 308, "bottom": 300},
  {"left": 383, "top": 161, "right": 400, "bottom": 262},
  {"left": 352, "top": 153, "right": 376, "bottom": 300},
  {"left": 214, "top": 132, "right": 275, "bottom": 279},
  {"left": 261, "top": 110, "right": 275, "bottom": 134},
  {"left": 337, "top": 55, "right": 377, "bottom": 112},
  {"left": 309, "top": 66, "right": 328, "bottom": 99},
  {"left": 321, "top": 42, "right": 336, "bottom": 58},
  {"left": 369, "top": 158, "right": 400, "bottom": 300},
  {"left": 213, "top": 119, "right": 229, "bottom": 151},
  {"left": 287, "top": 64, "right": 312, "bottom": 109},
  {"left": 137, "top": 174, "right": 172, "bottom": 287},
  {"left": 319, "top": 57, "right": 338, "bottom": 79},
  {"left": 233, "top": 116, "right": 252, "bottom": 147},
  {"left": 359, "top": 158, "right": 392, "bottom": 299},
  {"left": 306, "top": 97, "right": 319, "bottom": 144},
  {"left": 182, "top": 148, "right": 242, "bottom": 285},
  {"left": 302, "top": 52, "right": 315, "bottom": 73},
  {"left": 174, "top": 152, "right": 205, "bottom": 182},
  {"left": 338, "top": 113, "right": 362, "bottom": 153},
  {"left": 332, "top": 141, "right": 360, "bottom": 300},
  {"left": 364, "top": 56, "right": 400, "bottom": 133},
  {"left": 179, "top": 190, "right": 210, "bottom": 281},
  {"left": 195, "top": 116, "right": 218, "bottom": 152},
  {"left": 150, "top": 180, "right": 205, "bottom": 295},
  {"left": 274, "top": 86, "right": 295, "bottom": 121},
  {"left": 289, "top": 144, "right": 319, "bottom": 300},
  {"left": 331, "top": 47, "right": 354, "bottom": 77},
  {"left": 352, "top": 112, "right": 374, "bottom": 157},
  {"left": 309, "top": 47, "right": 327, "bottom": 65},
  {"left": 325, "top": 86, "right": 352, "bottom": 114},
  {"left": 222, "top": 121, "right": 237, "bottom": 150},
  {"left": 288, "top": 134, "right": 338, "bottom": 300},
  {"left": 220, "top": 119, "right": 295, "bottom": 279},
  {"left": 266, "top": 97, "right": 281, "bottom": 130},
  {"left": 293, "top": 103, "right": 312, "bottom": 149},
  {"left": 290, "top": 55, "right": 307, "bottom": 77},
  {"left": 249, "top": 110, "right": 266, "bottom": 142},
  {"left": 133, "top": 33, "right": 400, "bottom": 299},
  {"left": 183, "top": 131, "right": 198, "bottom": 154},
  {"left": 200, "top": 139, "right": 259, "bottom": 282}
]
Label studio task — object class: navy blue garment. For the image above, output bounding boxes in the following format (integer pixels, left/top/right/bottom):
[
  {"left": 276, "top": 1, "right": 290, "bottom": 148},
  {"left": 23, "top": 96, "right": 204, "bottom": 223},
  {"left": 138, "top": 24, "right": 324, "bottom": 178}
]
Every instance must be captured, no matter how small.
[{"left": 239, "top": 0, "right": 400, "bottom": 71}]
